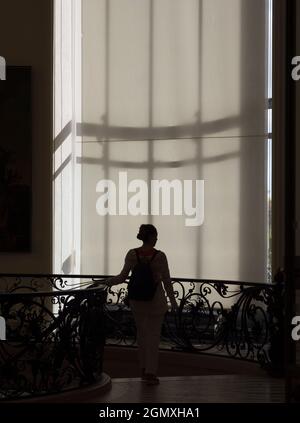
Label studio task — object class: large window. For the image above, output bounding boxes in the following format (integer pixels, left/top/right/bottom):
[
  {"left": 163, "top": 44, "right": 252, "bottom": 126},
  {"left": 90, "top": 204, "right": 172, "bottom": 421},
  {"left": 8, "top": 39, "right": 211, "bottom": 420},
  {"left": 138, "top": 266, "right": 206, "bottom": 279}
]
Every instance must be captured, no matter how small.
[{"left": 54, "top": 0, "right": 273, "bottom": 283}]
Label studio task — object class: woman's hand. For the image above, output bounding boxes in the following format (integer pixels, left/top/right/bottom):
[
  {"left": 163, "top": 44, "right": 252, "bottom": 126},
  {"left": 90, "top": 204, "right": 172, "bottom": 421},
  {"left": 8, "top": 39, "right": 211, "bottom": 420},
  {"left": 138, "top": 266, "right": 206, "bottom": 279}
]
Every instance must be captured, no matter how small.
[{"left": 104, "top": 278, "right": 114, "bottom": 287}]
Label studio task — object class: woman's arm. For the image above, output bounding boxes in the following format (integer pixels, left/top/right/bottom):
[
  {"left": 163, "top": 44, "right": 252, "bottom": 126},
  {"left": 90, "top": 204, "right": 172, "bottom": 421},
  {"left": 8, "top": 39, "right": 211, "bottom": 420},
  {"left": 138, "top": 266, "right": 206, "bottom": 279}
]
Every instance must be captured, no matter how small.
[
  {"left": 106, "top": 250, "right": 135, "bottom": 287},
  {"left": 160, "top": 252, "right": 177, "bottom": 308}
]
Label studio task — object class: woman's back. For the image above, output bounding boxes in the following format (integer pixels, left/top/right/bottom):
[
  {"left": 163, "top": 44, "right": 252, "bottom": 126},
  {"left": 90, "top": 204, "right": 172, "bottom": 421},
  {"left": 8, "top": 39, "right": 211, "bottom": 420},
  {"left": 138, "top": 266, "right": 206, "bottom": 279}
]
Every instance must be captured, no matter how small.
[{"left": 106, "top": 224, "right": 177, "bottom": 384}]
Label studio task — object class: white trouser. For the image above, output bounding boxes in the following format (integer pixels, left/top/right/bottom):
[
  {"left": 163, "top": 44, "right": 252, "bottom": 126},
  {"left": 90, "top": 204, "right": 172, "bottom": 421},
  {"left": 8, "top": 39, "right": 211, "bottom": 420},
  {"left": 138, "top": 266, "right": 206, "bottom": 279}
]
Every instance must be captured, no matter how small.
[{"left": 130, "top": 307, "right": 165, "bottom": 375}]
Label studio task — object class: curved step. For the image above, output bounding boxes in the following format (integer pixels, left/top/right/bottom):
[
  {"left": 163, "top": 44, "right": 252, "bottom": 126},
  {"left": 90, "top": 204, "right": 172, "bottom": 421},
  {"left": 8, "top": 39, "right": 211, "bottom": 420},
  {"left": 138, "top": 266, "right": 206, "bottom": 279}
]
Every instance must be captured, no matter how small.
[{"left": 4, "top": 373, "right": 112, "bottom": 403}]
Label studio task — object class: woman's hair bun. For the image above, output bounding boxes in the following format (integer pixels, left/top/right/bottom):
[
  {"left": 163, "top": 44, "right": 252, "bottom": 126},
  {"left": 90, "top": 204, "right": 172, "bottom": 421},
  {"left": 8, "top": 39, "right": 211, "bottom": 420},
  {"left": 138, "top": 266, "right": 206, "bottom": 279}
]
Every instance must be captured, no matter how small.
[
  {"left": 137, "top": 224, "right": 157, "bottom": 242},
  {"left": 137, "top": 232, "right": 143, "bottom": 240}
]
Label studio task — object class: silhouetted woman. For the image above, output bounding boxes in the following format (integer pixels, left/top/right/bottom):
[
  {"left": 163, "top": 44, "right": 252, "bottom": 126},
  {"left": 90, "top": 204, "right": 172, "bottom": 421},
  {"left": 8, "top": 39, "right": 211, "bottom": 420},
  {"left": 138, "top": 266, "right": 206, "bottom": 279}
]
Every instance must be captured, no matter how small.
[{"left": 106, "top": 224, "right": 178, "bottom": 385}]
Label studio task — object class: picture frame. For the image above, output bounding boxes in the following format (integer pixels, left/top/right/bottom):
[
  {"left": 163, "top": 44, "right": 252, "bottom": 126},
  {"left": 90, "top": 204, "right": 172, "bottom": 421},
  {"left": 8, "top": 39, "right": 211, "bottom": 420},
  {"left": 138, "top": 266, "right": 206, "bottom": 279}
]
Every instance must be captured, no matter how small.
[{"left": 0, "top": 66, "right": 32, "bottom": 252}]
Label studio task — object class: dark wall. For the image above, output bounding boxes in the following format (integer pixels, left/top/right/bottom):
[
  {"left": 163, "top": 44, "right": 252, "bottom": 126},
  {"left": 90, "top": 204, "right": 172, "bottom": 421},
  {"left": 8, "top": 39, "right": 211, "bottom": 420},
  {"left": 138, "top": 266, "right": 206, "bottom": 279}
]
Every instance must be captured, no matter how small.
[
  {"left": 0, "top": 0, "right": 53, "bottom": 272},
  {"left": 296, "top": 1, "right": 300, "bottom": 258}
]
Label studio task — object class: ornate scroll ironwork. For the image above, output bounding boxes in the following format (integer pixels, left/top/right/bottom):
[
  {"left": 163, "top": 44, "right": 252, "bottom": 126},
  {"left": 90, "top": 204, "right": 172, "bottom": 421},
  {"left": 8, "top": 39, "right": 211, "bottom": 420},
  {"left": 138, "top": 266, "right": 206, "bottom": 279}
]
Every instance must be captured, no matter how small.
[
  {"left": 0, "top": 275, "right": 107, "bottom": 400},
  {"left": 0, "top": 273, "right": 284, "bottom": 400},
  {"left": 104, "top": 277, "right": 284, "bottom": 373}
]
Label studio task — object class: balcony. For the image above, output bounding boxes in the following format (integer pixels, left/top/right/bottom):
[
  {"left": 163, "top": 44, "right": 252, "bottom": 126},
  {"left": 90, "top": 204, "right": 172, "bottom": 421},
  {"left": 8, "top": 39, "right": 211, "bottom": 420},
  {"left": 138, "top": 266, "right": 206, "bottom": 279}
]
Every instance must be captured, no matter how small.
[{"left": 0, "top": 274, "right": 284, "bottom": 402}]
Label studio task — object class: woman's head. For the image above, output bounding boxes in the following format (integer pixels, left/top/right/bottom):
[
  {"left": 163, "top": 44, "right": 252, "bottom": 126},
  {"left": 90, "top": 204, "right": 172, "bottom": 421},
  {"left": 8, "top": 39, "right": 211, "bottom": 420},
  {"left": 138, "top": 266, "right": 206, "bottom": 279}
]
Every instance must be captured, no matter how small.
[{"left": 137, "top": 224, "right": 158, "bottom": 246}]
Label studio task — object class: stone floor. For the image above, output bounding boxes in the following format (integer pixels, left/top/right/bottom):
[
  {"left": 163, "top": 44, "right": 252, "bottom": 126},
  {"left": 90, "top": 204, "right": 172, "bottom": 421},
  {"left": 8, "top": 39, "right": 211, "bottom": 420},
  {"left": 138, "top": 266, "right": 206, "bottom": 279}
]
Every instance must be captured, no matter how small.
[{"left": 88, "top": 375, "right": 285, "bottom": 403}]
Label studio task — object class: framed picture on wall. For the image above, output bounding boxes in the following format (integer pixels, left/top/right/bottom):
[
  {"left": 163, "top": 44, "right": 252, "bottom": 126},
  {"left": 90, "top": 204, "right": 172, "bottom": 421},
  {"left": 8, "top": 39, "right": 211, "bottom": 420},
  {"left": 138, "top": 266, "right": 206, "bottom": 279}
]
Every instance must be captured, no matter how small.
[{"left": 0, "top": 66, "right": 32, "bottom": 252}]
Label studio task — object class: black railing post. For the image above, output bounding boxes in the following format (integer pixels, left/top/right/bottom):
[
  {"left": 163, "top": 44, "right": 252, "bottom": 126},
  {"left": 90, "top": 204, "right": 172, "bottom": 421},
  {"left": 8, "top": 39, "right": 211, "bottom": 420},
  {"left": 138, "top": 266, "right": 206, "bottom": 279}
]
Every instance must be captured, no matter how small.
[{"left": 267, "top": 269, "right": 285, "bottom": 376}]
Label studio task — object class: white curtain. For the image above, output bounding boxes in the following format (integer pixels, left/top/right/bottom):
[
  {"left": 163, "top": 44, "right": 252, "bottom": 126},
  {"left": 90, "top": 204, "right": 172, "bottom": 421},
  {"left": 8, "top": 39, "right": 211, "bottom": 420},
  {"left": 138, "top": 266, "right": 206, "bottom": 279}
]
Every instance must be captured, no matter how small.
[
  {"left": 54, "top": 0, "right": 270, "bottom": 282},
  {"left": 53, "top": 0, "right": 81, "bottom": 274}
]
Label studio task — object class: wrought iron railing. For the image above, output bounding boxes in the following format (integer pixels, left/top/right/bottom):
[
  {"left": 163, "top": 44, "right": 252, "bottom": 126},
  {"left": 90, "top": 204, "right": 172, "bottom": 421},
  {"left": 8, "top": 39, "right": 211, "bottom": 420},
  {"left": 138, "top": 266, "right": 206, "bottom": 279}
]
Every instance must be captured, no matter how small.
[
  {"left": 104, "top": 276, "right": 284, "bottom": 374},
  {"left": 0, "top": 273, "right": 284, "bottom": 400},
  {"left": 0, "top": 275, "right": 107, "bottom": 400}
]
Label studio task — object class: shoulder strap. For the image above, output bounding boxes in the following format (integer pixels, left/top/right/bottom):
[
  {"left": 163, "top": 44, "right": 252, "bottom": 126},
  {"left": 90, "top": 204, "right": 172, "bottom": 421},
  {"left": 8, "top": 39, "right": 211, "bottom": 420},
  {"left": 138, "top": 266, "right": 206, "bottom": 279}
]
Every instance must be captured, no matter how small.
[
  {"left": 135, "top": 249, "right": 159, "bottom": 263},
  {"left": 150, "top": 249, "right": 160, "bottom": 262},
  {"left": 134, "top": 248, "right": 140, "bottom": 262}
]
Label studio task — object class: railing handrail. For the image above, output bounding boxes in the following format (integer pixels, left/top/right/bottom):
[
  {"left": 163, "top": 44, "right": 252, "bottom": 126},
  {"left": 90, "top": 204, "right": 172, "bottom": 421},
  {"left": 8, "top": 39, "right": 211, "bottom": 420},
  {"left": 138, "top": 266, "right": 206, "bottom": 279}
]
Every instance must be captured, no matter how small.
[
  {"left": 0, "top": 273, "right": 278, "bottom": 288},
  {"left": 0, "top": 285, "right": 107, "bottom": 299}
]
